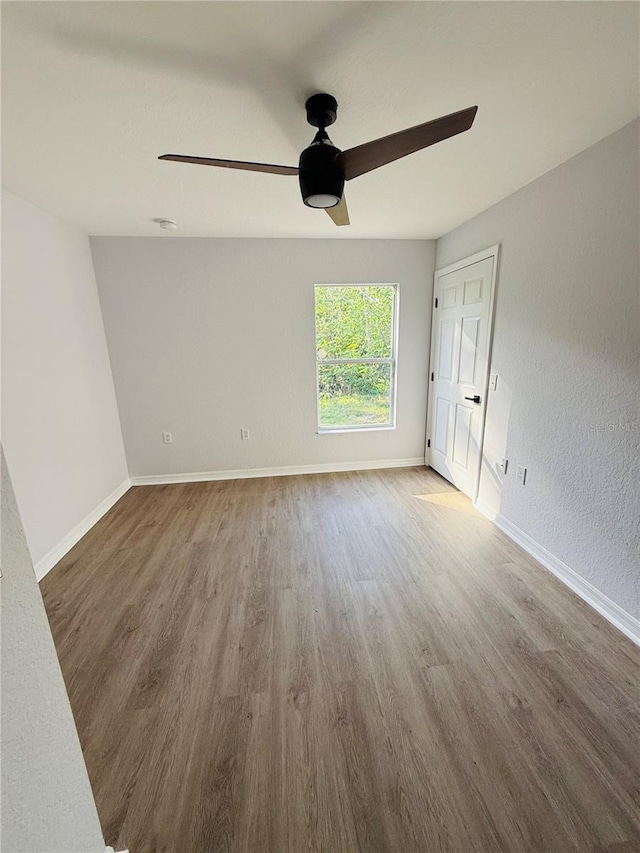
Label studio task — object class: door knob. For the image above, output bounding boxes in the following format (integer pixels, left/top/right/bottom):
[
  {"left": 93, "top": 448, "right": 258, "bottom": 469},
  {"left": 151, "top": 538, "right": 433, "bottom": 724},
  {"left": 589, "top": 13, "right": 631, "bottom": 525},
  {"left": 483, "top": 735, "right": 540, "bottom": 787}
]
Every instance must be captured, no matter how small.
[{"left": 464, "top": 395, "right": 481, "bottom": 404}]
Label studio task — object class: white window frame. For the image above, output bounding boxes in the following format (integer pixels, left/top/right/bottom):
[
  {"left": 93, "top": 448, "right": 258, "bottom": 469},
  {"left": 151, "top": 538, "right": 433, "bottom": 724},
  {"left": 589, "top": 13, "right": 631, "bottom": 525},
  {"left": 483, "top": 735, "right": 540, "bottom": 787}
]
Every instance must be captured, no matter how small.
[{"left": 314, "top": 283, "right": 399, "bottom": 434}]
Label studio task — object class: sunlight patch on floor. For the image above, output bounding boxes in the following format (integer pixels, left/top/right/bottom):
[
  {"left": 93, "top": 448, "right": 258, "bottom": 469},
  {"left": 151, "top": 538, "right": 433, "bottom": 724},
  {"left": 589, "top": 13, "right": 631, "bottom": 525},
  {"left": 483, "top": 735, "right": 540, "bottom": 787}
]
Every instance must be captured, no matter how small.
[{"left": 413, "top": 491, "right": 483, "bottom": 517}]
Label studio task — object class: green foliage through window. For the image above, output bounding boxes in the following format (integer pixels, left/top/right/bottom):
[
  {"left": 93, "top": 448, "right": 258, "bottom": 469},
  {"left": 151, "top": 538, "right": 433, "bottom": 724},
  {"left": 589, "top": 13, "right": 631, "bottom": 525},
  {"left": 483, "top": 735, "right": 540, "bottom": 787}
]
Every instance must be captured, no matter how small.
[
  {"left": 315, "top": 285, "right": 394, "bottom": 359},
  {"left": 315, "top": 285, "right": 397, "bottom": 429}
]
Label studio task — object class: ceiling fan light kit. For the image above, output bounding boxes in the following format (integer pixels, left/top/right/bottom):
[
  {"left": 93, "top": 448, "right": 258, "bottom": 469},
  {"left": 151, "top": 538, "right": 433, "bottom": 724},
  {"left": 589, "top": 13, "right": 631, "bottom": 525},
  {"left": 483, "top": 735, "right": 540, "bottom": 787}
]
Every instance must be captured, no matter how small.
[{"left": 159, "top": 94, "right": 477, "bottom": 227}]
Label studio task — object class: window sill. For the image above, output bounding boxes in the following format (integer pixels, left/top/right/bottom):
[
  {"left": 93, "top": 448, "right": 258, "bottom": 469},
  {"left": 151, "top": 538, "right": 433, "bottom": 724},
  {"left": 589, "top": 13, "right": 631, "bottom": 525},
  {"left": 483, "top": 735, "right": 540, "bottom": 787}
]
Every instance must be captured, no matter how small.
[{"left": 317, "top": 425, "right": 397, "bottom": 435}]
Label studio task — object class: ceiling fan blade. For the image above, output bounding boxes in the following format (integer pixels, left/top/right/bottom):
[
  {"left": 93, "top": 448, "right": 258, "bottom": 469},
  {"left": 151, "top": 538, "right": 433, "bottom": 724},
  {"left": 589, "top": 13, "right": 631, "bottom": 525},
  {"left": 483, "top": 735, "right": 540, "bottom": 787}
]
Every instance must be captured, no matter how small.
[
  {"left": 336, "top": 106, "right": 478, "bottom": 181},
  {"left": 325, "top": 194, "right": 350, "bottom": 226},
  {"left": 159, "top": 154, "right": 298, "bottom": 176}
]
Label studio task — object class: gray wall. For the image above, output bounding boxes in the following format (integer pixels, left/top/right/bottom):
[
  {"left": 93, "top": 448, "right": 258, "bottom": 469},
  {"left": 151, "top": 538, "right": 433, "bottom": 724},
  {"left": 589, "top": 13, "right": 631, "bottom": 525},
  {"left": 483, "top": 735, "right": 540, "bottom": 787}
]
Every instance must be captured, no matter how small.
[
  {"left": 91, "top": 238, "right": 435, "bottom": 477},
  {"left": 2, "top": 191, "right": 128, "bottom": 573},
  {"left": 436, "top": 120, "right": 640, "bottom": 619},
  {"left": 1, "top": 450, "right": 106, "bottom": 853}
]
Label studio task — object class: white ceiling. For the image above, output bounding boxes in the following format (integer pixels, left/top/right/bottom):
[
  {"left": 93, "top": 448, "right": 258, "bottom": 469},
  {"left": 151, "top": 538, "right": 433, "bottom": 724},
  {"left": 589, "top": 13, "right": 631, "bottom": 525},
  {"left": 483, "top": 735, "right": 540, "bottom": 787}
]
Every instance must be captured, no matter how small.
[{"left": 2, "top": 1, "right": 638, "bottom": 239}]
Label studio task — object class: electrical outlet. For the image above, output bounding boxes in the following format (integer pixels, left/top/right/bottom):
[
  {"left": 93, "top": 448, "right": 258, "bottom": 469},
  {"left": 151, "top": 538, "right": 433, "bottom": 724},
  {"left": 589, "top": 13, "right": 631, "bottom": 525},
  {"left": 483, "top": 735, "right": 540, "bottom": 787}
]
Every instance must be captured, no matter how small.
[
  {"left": 489, "top": 372, "right": 498, "bottom": 391},
  {"left": 162, "top": 431, "right": 173, "bottom": 444},
  {"left": 516, "top": 464, "right": 527, "bottom": 486},
  {"left": 240, "top": 428, "right": 250, "bottom": 441},
  {"left": 498, "top": 457, "right": 508, "bottom": 475}
]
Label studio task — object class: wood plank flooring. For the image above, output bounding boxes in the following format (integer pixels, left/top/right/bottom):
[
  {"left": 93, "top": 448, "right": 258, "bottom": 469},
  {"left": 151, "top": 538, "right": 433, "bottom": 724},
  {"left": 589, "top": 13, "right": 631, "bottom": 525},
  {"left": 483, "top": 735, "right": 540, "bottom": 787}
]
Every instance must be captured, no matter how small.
[{"left": 41, "top": 467, "right": 640, "bottom": 853}]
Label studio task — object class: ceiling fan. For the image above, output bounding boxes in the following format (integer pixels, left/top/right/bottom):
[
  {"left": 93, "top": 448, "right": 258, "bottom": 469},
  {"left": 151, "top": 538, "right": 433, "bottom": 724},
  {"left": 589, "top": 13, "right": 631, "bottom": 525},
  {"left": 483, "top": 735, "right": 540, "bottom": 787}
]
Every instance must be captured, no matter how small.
[{"left": 159, "top": 94, "right": 478, "bottom": 226}]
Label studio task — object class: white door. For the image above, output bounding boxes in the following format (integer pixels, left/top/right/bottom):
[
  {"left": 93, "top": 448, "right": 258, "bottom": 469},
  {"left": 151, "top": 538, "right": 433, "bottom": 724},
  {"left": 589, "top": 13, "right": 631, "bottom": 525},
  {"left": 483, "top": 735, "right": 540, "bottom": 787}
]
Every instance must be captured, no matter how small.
[{"left": 426, "top": 250, "right": 497, "bottom": 498}]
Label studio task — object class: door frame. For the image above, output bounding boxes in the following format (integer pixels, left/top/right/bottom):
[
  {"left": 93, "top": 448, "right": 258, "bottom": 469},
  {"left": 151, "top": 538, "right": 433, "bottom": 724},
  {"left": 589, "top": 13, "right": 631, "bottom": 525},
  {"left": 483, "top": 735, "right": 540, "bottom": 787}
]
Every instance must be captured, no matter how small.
[{"left": 425, "top": 244, "right": 500, "bottom": 501}]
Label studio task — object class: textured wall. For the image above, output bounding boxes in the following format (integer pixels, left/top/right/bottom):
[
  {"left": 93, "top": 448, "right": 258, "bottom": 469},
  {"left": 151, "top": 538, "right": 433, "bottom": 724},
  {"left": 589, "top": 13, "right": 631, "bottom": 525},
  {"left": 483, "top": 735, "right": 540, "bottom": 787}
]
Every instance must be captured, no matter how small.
[
  {"left": 1, "top": 450, "right": 106, "bottom": 852},
  {"left": 1, "top": 191, "right": 128, "bottom": 568},
  {"left": 436, "top": 120, "right": 640, "bottom": 619},
  {"left": 91, "top": 238, "right": 435, "bottom": 476}
]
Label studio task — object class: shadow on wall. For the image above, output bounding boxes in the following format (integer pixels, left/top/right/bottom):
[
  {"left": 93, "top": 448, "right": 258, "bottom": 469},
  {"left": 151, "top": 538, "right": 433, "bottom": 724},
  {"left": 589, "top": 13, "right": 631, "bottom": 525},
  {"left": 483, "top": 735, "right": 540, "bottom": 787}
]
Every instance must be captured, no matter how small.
[{"left": 476, "top": 368, "right": 512, "bottom": 519}]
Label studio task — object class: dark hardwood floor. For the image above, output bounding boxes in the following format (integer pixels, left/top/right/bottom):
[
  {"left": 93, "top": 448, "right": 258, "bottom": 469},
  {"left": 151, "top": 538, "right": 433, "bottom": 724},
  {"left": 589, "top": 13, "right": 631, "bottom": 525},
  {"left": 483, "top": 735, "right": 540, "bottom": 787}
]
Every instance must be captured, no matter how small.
[{"left": 41, "top": 467, "right": 640, "bottom": 853}]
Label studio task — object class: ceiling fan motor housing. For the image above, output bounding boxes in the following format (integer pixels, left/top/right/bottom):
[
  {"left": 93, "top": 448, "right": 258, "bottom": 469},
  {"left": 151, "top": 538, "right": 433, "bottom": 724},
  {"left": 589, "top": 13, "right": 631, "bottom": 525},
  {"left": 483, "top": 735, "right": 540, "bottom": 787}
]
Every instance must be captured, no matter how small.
[{"left": 299, "top": 139, "right": 344, "bottom": 208}]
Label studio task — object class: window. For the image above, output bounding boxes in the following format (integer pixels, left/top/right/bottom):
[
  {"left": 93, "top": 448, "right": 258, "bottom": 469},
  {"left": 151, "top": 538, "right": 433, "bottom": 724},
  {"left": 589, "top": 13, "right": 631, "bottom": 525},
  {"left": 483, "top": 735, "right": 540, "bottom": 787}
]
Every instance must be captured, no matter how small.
[{"left": 315, "top": 284, "right": 398, "bottom": 432}]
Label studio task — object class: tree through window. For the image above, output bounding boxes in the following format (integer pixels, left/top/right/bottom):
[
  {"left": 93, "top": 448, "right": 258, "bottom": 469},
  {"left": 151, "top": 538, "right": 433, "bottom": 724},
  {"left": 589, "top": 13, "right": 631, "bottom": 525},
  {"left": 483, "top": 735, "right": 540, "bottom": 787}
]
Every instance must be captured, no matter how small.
[{"left": 315, "top": 284, "right": 398, "bottom": 431}]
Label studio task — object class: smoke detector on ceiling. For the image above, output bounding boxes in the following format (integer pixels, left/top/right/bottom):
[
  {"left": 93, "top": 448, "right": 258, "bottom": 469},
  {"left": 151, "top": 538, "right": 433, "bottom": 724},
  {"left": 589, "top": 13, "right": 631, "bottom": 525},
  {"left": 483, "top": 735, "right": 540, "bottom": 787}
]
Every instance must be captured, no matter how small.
[{"left": 153, "top": 218, "right": 177, "bottom": 231}]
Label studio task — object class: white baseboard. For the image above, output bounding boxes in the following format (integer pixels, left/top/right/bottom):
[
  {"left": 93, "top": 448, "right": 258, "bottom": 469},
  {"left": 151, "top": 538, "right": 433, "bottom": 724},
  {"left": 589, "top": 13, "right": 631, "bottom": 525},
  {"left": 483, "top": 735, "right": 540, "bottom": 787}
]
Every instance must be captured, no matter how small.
[
  {"left": 35, "top": 478, "right": 131, "bottom": 581},
  {"left": 130, "top": 457, "right": 426, "bottom": 486},
  {"left": 494, "top": 514, "right": 640, "bottom": 647}
]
